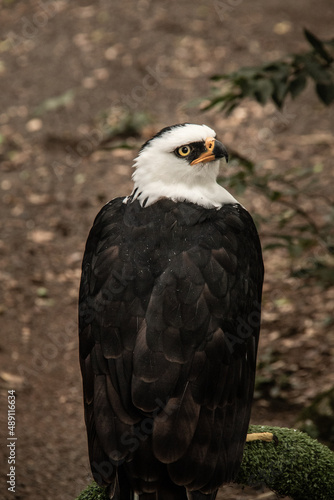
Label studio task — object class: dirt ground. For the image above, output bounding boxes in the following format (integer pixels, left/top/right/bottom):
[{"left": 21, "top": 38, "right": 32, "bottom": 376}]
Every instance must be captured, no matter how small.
[{"left": 0, "top": 1, "right": 334, "bottom": 499}]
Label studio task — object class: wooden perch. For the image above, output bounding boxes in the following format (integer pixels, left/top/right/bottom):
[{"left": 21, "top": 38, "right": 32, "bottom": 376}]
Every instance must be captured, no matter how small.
[{"left": 75, "top": 425, "right": 334, "bottom": 500}]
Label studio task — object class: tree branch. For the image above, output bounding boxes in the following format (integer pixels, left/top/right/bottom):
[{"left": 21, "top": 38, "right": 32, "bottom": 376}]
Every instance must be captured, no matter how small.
[{"left": 237, "top": 425, "right": 334, "bottom": 499}]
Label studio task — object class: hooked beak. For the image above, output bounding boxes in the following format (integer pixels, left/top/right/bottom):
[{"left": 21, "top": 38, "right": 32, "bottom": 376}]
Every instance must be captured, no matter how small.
[{"left": 190, "top": 137, "right": 228, "bottom": 166}]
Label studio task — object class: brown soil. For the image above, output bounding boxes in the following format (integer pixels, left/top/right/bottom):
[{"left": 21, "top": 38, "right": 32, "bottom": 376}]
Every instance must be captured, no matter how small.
[{"left": 0, "top": 1, "right": 334, "bottom": 499}]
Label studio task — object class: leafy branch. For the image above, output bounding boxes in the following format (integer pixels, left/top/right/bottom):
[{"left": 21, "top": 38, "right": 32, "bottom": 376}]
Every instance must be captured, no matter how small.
[
  {"left": 203, "top": 29, "right": 334, "bottom": 114},
  {"left": 202, "top": 29, "right": 334, "bottom": 282},
  {"left": 219, "top": 150, "right": 334, "bottom": 274}
]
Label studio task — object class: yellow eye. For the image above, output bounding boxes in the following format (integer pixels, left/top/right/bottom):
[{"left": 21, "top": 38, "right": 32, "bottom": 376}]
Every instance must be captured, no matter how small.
[{"left": 177, "top": 145, "right": 191, "bottom": 157}]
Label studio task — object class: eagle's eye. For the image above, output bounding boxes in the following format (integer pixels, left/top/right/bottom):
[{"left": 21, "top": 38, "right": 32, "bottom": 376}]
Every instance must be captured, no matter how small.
[{"left": 176, "top": 145, "right": 192, "bottom": 157}]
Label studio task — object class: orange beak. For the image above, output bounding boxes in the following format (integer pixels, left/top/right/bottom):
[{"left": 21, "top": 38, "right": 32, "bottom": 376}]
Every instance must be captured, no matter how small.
[{"left": 190, "top": 137, "right": 228, "bottom": 165}]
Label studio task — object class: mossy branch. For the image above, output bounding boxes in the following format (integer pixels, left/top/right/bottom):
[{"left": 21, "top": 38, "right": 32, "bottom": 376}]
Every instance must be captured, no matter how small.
[
  {"left": 75, "top": 425, "right": 334, "bottom": 500},
  {"left": 237, "top": 425, "right": 334, "bottom": 499}
]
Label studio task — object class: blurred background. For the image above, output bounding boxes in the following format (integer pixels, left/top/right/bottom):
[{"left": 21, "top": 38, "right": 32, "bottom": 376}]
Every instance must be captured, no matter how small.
[{"left": 0, "top": 1, "right": 333, "bottom": 499}]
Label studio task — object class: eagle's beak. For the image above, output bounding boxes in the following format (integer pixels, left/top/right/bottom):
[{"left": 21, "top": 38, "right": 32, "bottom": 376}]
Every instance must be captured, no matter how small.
[{"left": 191, "top": 137, "right": 228, "bottom": 165}]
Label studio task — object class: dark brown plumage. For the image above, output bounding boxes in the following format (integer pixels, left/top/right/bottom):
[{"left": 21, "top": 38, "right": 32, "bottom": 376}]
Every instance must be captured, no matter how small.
[{"left": 79, "top": 194, "right": 263, "bottom": 499}]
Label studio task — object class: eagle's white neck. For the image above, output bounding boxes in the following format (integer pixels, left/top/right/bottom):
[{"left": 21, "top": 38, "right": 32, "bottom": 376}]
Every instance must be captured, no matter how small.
[{"left": 131, "top": 161, "right": 238, "bottom": 208}]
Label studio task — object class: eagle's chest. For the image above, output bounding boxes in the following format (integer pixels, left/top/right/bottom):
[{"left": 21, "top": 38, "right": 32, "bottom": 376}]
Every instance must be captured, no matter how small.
[{"left": 120, "top": 208, "right": 221, "bottom": 280}]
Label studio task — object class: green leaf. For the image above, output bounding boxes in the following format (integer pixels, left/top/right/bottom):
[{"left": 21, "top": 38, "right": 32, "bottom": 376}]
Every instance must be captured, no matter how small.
[
  {"left": 268, "top": 63, "right": 290, "bottom": 108},
  {"left": 263, "top": 62, "right": 283, "bottom": 72},
  {"left": 268, "top": 190, "right": 282, "bottom": 201},
  {"left": 222, "top": 100, "right": 240, "bottom": 116},
  {"left": 272, "top": 80, "right": 289, "bottom": 108},
  {"left": 316, "top": 82, "right": 334, "bottom": 105},
  {"left": 254, "top": 78, "right": 274, "bottom": 105},
  {"left": 304, "top": 28, "right": 333, "bottom": 63},
  {"left": 288, "top": 73, "right": 307, "bottom": 99},
  {"left": 235, "top": 67, "right": 261, "bottom": 79},
  {"left": 210, "top": 74, "right": 225, "bottom": 81},
  {"left": 303, "top": 54, "right": 332, "bottom": 84},
  {"left": 201, "top": 93, "right": 240, "bottom": 112},
  {"left": 238, "top": 77, "right": 255, "bottom": 97}
]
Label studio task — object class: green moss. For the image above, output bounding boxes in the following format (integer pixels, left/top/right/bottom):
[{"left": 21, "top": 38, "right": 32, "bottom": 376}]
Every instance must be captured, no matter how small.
[
  {"left": 75, "top": 482, "right": 109, "bottom": 500},
  {"left": 238, "top": 425, "right": 334, "bottom": 500}
]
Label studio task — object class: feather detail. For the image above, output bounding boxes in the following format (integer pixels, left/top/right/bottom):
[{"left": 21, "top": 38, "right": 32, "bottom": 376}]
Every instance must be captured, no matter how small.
[
  {"left": 153, "top": 384, "right": 200, "bottom": 463},
  {"left": 133, "top": 320, "right": 175, "bottom": 382},
  {"left": 167, "top": 407, "right": 213, "bottom": 485},
  {"left": 131, "top": 363, "right": 181, "bottom": 412},
  {"left": 105, "top": 375, "right": 140, "bottom": 425},
  {"left": 93, "top": 375, "right": 129, "bottom": 462}
]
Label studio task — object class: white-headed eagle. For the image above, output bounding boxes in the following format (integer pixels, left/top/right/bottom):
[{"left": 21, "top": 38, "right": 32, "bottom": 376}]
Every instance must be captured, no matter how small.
[{"left": 79, "top": 123, "right": 264, "bottom": 500}]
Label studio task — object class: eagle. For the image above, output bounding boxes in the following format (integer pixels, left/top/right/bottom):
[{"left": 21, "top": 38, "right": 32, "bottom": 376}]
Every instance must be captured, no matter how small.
[{"left": 79, "top": 123, "right": 264, "bottom": 500}]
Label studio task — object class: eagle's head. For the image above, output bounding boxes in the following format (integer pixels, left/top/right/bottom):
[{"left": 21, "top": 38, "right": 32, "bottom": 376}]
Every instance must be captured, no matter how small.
[{"left": 131, "top": 123, "right": 237, "bottom": 208}]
